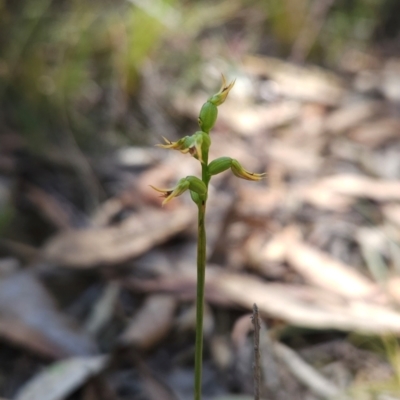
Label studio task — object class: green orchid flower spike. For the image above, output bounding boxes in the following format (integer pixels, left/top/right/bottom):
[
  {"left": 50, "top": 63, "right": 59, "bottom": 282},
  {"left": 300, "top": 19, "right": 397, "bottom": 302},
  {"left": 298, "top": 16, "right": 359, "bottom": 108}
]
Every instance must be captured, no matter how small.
[{"left": 151, "top": 75, "right": 264, "bottom": 400}]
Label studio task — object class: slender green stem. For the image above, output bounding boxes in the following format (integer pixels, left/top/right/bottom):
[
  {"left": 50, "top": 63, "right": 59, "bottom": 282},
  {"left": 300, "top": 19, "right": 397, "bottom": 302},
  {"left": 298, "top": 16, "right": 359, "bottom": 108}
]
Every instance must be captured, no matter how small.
[
  {"left": 194, "top": 201, "right": 206, "bottom": 400},
  {"left": 194, "top": 159, "right": 210, "bottom": 400}
]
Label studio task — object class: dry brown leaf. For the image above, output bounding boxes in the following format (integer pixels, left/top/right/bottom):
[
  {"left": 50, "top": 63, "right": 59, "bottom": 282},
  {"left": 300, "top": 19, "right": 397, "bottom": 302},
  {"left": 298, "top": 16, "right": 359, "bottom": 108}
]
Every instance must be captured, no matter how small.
[
  {"left": 92, "top": 168, "right": 179, "bottom": 228},
  {"left": 243, "top": 55, "right": 345, "bottom": 105},
  {"left": 220, "top": 101, "right": 301, "bottom": 136},
  {"left": 382, "top": 58, "right": 400, "bottom": 102},
  {"left": 298, "top": 184, "right": 355, "bottom": 212},
  {"left": 356, "top": 227, "right": 389, "bottom": 283},
  {"left": 138, "top": 360, "right": 178, "bottom": 400},
  {"left": 124, "top": 268, "right": 231, "bottom": 306},
  {"left": 231, "top": 313, "right": 253, "bottom": 349},
  {"left": 15, "top": 355, "right": 108, "bottom": 400},
  {"left": 0, "top": 272, "right": 97, "bottom": 357},
  {"left": 126, "top": 268, "right": 400, "bottom": 333},
  {"left": 237, "top": 187, "right": 287, "bottom": 218},
  {"left": 386, "top": 276, "right": 400, "bottom": 304},
  {"left": 0, "top": 239, "right": 39, "bottom": 264},
  {"left": 24, "top": 185, "right": 72, "bottom": 230},
  {"left": 84, "top": 283, "right": 120, "bottom": 336},
  {"left": 210, "top": 336, "right": 233, "bottom": 371},
  {"left": 211, "top": 272, "right": 400, "bottom": 333},
  {"left": 119, "top": 294, "right": 177, "bottom": 350},
  {"left": 310, "top": 174, "right": 400, "bottom": 202},
  {"left": 298, "top": 103, "right": 327, "bottom": 137},
  {"left": 274, "top": 343, "right": 340, "bottom": 398},
  {"left": 266, "top": 141, "right": 322, "bottom": 172},
  {"left": 43, "top": 207, "right": 194, "bottom": 268},
  {"left": 349, "top": 118, "right": 400, "bottom": 147},
  {"left": 0, "top": 317, "right": 67, "bottom": 359},
  {"left": 239, "top": 176, "right": 358, "bottom": 216},
  {"left": 90, "top": 197, "right": 127, "bottom": 228},
  {"left": 245, "top": 226, "right": 301, "bottom": 275},
  {"left": 299, "top": 172, "right": 400, "bottom": 211},
  {"left": 325, "top": 101, "right": 382, "bottom": 134},
  {"left": 285, "top": 240, "right": 379, "bottom": 300},
  {"left": 383, "top": 204, "right": 400, "bottom": 227}
]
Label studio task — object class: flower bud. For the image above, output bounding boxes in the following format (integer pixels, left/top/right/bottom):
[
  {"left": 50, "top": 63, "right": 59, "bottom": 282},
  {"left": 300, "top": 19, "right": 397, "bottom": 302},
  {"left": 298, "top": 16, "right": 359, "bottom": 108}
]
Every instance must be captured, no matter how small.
[
  {"left": 198, "top": 102, "right": 218, "bottom": 133},
  {"left": 208, "top": 74, "right": 235, "bottom": 106},
  {"left": 208, "top": 157, "right": 232, "bottom": 176},
  {"left": 231, "top": 159, "right": 265, "bottom": 181},
  {"left": 186, "top": 176, "right": 207, "bottom": 197}
]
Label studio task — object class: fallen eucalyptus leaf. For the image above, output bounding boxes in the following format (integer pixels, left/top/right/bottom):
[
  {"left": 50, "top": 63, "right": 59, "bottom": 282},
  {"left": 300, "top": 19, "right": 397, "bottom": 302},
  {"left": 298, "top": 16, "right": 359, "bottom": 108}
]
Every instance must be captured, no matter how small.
[
  {"left": 15, "top": 355, "right": 108, "bottom": 400},
  {"left": 43, "top": 207, "right": 194, "bottom": 268},
  {"left": 0, "top": 271, "right": 97, "bottom": 357}
]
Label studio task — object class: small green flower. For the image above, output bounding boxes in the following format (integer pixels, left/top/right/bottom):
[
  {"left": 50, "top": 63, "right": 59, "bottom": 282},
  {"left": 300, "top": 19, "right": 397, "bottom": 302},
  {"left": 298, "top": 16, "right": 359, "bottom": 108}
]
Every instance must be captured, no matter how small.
[
  {"left": 150, "top": 178, "right": 190, "bottom": 206},
  {"left": 231, "top": 159, "right": 265, "bottom": 181},
  {"left": 150, "top": 176, "right": 207, "bottom": 205},
  {"left": 188, "top": 132, "right": 205, "bottom": 164},
  {"left": 156, "top": 136, "right": 191, "bottom": 154},
  {"left": 157, "top": 132, "right": 210, "bottom": 164},
  {"left": 208, "top": 157, "right": 265, "bottom": 181}
]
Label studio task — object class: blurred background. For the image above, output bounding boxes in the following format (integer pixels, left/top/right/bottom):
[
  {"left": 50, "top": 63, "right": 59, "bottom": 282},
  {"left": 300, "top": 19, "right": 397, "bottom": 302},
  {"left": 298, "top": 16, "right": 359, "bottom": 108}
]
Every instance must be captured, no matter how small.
[{"left": 2, "top": 0, "right": 400, "bottom": 399}]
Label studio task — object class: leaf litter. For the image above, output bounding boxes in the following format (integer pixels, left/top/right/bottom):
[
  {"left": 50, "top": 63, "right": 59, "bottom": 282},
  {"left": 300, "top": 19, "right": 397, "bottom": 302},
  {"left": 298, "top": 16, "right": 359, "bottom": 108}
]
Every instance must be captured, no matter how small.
[{"left": 4, "top": 53, "right": 400, "bottom": 399}]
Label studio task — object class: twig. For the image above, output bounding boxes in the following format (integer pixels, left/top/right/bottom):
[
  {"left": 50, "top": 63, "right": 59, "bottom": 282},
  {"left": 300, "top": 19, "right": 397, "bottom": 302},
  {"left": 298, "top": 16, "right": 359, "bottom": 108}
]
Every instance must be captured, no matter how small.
[{"left": 252, "top": 303, "right": 261, "bottom": 400}]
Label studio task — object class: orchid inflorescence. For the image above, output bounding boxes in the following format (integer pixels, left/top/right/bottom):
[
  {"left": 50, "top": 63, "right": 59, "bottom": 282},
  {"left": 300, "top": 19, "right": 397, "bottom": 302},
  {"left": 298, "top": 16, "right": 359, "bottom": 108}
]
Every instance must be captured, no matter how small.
[
  {"left": 150, "top": 75, "right": 264, "bottom": 400},
  {"left": 152, "top": 75, "right": 264, "bottom": 206}
]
